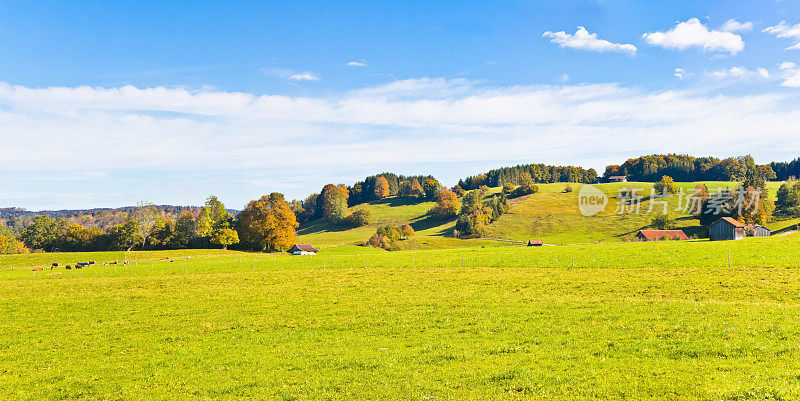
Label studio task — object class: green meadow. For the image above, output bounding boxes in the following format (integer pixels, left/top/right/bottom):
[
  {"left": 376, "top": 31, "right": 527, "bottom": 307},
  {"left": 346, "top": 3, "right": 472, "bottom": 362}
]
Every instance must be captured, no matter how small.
[
  {"left": 297, "top": 182, "right": 800, "bottom": 249},
  {"left": 2, "top": 235, "right": 800, "bottom": 399}
]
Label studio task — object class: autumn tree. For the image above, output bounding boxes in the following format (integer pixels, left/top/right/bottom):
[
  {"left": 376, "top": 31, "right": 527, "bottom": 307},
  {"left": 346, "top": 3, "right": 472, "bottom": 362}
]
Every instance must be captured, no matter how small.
[
  {"left": 410, "top": 179, "right": 426, "bottom": 198},
  {"left": 455, "top": 208, "right": 490, "bottom": 238},
  {"left": 211, "top": 228, "right": 239, "bottom": 250},
  {"left": 374, "top": 176, "right": 390, "bottom": 199},
  {"left": 196, "top": 207, "right": 214, "bottom": 237},
  {"left": 511, "top": 172, "right": 538, "bottom": 197},
  {"left": 401, "top": 224, "right": 415, "bottom": 238},
  {"left": 237, "top": 192, "right": 299, "bottom": 252},
  {"left": 653, "top": 175, "right": 679, "bottom": 195},
  {"left": 430, "top": 189, "right": 459, "bottom": 218},
  {"left": 321, "top": 185, "right": 349, "bottom": 223},
  {"left": 460, "top": 190, "right": 483, "bottom": 216},
  {"left": 0, "top": 225, "right": 26, "bottom": 254},
  {"left": 422, "top": 179, "right": 442, "bottom": 199}
]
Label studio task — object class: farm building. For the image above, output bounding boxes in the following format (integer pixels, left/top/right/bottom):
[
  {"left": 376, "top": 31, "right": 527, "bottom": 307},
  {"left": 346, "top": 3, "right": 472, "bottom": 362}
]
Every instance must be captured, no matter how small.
[
  {"left": 746, "top": 225, "right": 771, "bottom": 237},
  {"left": 708, "top": 217, "right": 745, "bottom": 241},
  {"left": 636, "top": 230, "right": 689, "bottom": 241},
  {"left": 608, "top": 176, "right": 628, "bottom": 183},
  {"left": 527, "top": 240, "right": 543, "bottom": 247},
  {"left": 288, "top": 244, "right": 319, "bottom": 255}
]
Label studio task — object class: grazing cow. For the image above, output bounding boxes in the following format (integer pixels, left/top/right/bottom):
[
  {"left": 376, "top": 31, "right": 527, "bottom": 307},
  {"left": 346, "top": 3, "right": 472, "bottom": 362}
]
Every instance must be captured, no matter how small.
[
  {"left": 33, "top": 267, "right": 44, "bottom": 271},
  {"left": 65, "top": 265, "right": 72, "bottom": 270},
  {"left": 75, "top": 265, "right": 82, "bottom": 269},
  {"left": 52, "top": 263, "right": 59, "bottom": 268},
  {"left": 110, "top": 261, "right": 118, "bottom": 265}
]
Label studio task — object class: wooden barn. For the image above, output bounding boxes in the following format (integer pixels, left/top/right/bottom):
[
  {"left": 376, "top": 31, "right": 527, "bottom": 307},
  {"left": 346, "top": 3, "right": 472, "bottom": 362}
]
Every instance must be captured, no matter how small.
[
  {"left": 636, "top": 230, "right": 689, "bottom": 241},
  {"left": 288, "top": 244, "right": 319, "bottom": 255},
  {"left": 708, "top": 217, "right": 745, "bottom": 241},
  {"left": 527, "top": 240, "right": 543, "bottom": 247},
  {"left": 608, "top": 176, "right": 628, "bottom": 183},
  {"left": 746, "top": 224, "right": 771, "bottom": 237}
]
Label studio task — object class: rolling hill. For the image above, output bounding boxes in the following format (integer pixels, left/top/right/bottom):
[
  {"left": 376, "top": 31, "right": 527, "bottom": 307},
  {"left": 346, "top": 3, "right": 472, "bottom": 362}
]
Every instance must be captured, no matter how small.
[{"left": 297, "top": 181, "right": 799, "bottom": 249}]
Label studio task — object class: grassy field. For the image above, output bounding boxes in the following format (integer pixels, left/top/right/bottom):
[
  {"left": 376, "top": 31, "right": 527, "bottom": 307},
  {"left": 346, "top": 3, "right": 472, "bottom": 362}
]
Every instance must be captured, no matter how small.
[
  {"left": 297, "top": 181, "right": 800, "bottom": 248},
  {"left": 2, "top": 236, "right": 800, "bottom": 399}
]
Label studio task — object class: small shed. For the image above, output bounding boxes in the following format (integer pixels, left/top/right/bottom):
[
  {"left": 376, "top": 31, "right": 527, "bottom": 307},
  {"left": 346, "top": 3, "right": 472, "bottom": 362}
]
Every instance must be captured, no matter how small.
[
  {"left": 709, "top": 217, "right": 745, "bottom": 241},
  {"left": 609, "top": 176, "right": 628, "bottom": 183},
  {"left": 636, "top": 230, "right": 689, "bottom": 241},
  {"left": 288, "top": 244, "right": 319, "bottom": 255},
  {"left": 746, "top": 225, "right": 771, "bottom": 237},
  {"left": 527, "top": 240, "right": 543, "bottom": 247}
]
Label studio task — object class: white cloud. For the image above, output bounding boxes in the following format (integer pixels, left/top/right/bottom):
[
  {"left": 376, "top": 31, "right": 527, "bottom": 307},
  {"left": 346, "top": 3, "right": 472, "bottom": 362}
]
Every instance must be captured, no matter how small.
[
  {"left": 643, "top": 18, "right": 745, "bottom": 55},
  {"left": 704, "top": 66, "right": 770, "bottom": 80},
  {"left": 543, "top": 26, "right": 637, "bottom": 55},
  {"left": 346, "top": 61, "right": 367, "bottom": 67},
  {"left": 559, "top": 74, "right": 570, "bottom": 83},
  {"left": 720, "top": 19, "right": 753, "bottom": 33},
  {"left": 779, "top": 62, "right": 800, "bottom": 87},
  {"left": 674, "top": 68, "right": 685, "bottom": 80},
  {"left": 262, "top": 68, "right": 321, "bottom": 82},
  {"left": 763, "top": 21, "right": 800, "bottom": 50},
  {"left": 2, "top": 79, "right": 800, "bottom": 208},
  {"left": 288, "top": 72, "right": 320, "bottom": 81}
]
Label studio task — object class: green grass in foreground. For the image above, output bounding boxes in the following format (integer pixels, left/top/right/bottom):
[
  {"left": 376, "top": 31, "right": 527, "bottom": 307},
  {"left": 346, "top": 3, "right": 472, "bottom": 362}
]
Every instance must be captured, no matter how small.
[{"left": 2, "top": 236, "right": 800, "bottom": 399}]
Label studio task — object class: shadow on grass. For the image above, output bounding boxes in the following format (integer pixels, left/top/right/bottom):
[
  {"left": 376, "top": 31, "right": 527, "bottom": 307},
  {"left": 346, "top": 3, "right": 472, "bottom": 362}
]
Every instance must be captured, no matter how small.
[
  {"left": 297, "top": 220, "right": 352, "bottom": 235},
  {"left": 410, "top": 214, "right": 457, "bottom": 237}
]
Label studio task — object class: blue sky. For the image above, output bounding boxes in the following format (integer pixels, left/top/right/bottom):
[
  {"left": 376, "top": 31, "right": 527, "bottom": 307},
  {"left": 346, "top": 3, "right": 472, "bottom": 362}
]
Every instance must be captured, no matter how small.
[{"left": 1, "top": 0, "right": 800, "bottom": 210}]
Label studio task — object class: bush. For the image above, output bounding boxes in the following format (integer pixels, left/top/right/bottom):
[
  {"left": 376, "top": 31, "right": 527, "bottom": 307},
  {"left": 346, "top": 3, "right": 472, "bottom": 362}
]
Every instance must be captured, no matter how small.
[
  {"left": 502, "top": 183, "right": 514, "bottom": 195},
  {"left": 452, "top": 185, "right": 466, "bottom": 197},
  {"left": 455, "top": 210, "right": 489, "bottom": 238},
  {"left": 401, "top": 224, "right": 415, "bottom": 238},
  {"left": 430, "top": 190, "right": 459, "bottom": 219},
  {"left": 343, "top": 209, "right": 371, "bottom": 227},
  {"left": 653, "top": 175, "right": 678, "bottom": 195},
  {"left": 376, "top": 225, "right": 401, "bottom": 242},
  {"left": 651, "top": 214, "right": 676, "bottom": 230},
  {"left": 511, "top": 183, "right": 538, "bottom": 198},
  {"left": 564, "top": 184, "right": 573, "bottom": 193}
]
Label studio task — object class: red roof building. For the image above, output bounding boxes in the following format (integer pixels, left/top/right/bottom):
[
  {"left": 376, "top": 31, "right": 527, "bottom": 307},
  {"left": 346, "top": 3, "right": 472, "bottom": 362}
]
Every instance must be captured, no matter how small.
[{"left": 636, "top": 229, "right": 689, "bottom": 241}]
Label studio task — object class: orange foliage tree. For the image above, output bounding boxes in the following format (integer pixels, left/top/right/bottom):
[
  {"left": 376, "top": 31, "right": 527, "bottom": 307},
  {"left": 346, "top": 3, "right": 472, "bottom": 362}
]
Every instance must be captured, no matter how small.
[
  {"left": 374, "top": 176, "right": 390, "bottom": 199},
  {"left": 237, "top": 192, "right": 299, "bottom": 251}
]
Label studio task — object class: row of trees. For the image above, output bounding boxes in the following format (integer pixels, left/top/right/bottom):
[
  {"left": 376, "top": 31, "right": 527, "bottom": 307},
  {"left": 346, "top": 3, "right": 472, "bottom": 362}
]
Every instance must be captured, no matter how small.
[
  {"left": 8, "top": 194, "right": 299, "bottom": 254},
  {"left": 292, "top": 175, "right": 444, "bottom": 224},
  {"left": 605, "top": 154, "right": 777, "bottom": 182},
  {"left": 459, "top": 164, "right": 598, "bottom": 190},
  {"left": 366, "top": 224, "right": 415, "bottom": 249},
  {"left": 770, "top": 158, "right": 800, "bottom": 181}
]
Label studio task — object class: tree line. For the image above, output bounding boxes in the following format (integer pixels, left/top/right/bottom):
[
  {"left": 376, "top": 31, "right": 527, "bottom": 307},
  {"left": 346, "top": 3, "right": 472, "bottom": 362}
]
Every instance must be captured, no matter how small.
[
  {"left": 290, "top": 174, "right": 444, "bottom": 224},
  {"left": 458, "top": 164, "right": 599, "bottom": 190},
  {"left": 5, "top": 194, "right": 298, "bottom": 254},
  {"left": 604, "top": 154, "right": 777, "bottom": 182}
]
